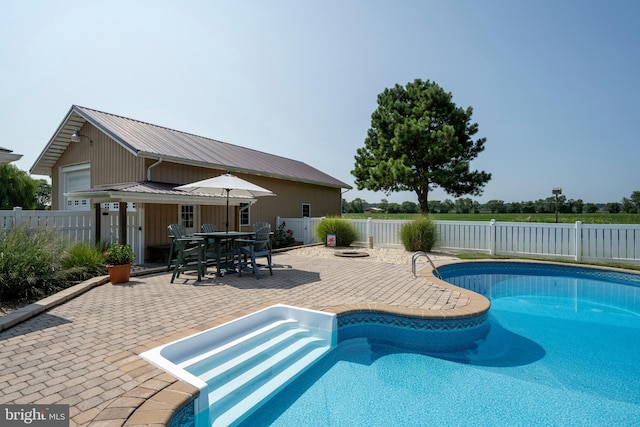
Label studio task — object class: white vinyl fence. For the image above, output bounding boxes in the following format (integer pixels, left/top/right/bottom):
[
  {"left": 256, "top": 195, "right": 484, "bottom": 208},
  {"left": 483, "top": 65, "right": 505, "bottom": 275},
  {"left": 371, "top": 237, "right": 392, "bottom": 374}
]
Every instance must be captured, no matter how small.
[
  {"left": 277, "top": 216, "right": 640, "bottom": 265},
  {"left": 1, "top": 207, "right": 93, "bottom": 243},
  {"left": 3, "top": 208, "right": 639, "bottom": 265},
  {"left": 1, "top": 207, "right": 142, "bottom": 261}
]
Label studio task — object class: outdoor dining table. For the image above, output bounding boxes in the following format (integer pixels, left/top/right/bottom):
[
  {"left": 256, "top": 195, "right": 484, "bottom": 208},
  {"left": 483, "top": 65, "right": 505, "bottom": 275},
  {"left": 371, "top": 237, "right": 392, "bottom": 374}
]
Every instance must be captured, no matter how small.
[{"left": 193, "top": 231, "right": 256, "bottom": 275}]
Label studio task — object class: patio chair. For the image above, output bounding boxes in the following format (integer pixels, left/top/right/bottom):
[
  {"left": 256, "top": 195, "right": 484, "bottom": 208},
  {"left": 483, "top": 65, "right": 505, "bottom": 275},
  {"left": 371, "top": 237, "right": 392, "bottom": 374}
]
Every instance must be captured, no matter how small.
[
  {"left": 201, "top": 223, "right": 218, "bottom": 252},
  {"left": 170, "top": 236, "right": 206, "bottom": 283},
  {"left": 201, "top": 223, "right": 217, "bottom": 233},
  {"left": 252, "top": 222, "right": 271, "bottom": 232},
  {"left": 167, "top": 223, "right": 189, "bottom": 271},
  {"left": 237, "top": 224, "right": 273, "bottom": 279}
]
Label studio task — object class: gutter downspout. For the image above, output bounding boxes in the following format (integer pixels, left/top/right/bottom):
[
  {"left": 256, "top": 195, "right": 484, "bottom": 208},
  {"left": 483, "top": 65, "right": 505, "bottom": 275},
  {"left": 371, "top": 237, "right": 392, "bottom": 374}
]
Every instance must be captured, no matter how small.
[
  {"left": 340, "top": 188, "right": 351, "bottom": 213},
  {"left": 147, "top": 158, "right": 163, "bottom": 181}
]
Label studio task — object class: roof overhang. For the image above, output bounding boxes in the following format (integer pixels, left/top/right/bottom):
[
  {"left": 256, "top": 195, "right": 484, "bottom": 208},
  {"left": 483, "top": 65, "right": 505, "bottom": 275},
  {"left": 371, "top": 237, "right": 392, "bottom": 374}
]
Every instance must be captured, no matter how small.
[
  {"left": 0, "top": 149, "right": 22, "bottom": 165},
  {"left": 30, "top": 107, "right": 89, "bottom": 176},
  {"left": 30, "top": 105, "right": 140, "bottom": 176},
  {"left": 64, "top": 182, "right": 258, "bottom": 206}
]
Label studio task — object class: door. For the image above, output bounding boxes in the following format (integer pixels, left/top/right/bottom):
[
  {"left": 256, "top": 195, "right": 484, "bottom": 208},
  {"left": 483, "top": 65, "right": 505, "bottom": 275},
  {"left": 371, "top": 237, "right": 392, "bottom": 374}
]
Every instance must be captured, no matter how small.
[{"left": 178, "top": 204, "right": 200, "bottom": 235}]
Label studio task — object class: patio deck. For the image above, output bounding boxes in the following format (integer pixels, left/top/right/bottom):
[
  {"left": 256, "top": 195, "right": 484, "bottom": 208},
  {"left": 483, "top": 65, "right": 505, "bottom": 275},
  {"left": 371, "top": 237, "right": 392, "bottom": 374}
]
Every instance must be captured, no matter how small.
[{"left": 0, "top": 248, "right": 488, "bottom": 426}]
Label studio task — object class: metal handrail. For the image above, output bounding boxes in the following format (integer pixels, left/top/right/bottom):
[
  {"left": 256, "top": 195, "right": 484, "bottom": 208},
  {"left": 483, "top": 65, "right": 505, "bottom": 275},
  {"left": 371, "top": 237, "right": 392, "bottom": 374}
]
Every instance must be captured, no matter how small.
[{"left": 412, "top": 251, "right": 442, "bottom": 279}]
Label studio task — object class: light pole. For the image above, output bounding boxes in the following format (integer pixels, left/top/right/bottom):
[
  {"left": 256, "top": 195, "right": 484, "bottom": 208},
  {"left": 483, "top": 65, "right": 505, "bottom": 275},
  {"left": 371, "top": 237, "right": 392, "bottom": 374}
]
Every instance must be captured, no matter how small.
[{"left": 552, "top": 188, "right": 562, "bottom": 223}]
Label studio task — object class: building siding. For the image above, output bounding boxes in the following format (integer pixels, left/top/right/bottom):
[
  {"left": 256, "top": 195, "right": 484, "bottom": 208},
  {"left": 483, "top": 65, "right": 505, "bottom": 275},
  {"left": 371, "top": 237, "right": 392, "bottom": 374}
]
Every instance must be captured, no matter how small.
[
  {"left": 50, "top": 122, "right": 343, "bottom": 261},
  {"left": 52, "top": 124, "right": 147, "bottom": 209},
  {"left": 144, "top": 203, "right": 177, "bottom": 247},
  {"left": 89, "top": 125, "right": 146, "bottom": 185}
]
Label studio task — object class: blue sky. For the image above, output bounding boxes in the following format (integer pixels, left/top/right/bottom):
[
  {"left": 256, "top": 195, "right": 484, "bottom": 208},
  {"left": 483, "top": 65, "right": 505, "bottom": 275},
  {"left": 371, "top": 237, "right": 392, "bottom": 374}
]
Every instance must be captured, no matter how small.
[{"left": 1, "top": 0, "right": 638, "bottom": 205}]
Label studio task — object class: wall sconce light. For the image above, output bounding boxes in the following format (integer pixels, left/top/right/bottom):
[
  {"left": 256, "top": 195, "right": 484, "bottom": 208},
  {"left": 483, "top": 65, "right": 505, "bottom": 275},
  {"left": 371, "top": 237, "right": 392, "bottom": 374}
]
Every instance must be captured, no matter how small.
[{"left": 71, "top": 129, "right": 92, "bottom": 144}]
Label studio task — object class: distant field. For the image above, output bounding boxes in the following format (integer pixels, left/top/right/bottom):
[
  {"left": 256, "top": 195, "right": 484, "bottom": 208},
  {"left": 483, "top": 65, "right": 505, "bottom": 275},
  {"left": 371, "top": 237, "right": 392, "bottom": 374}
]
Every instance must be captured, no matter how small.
[{"left": 342, "top": 212, "right": 640, "bottom": 224}]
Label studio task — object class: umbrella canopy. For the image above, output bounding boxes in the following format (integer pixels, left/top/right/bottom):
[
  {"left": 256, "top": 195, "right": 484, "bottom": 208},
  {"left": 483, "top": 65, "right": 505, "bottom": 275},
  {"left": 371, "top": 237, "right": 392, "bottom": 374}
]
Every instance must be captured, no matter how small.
[{"left": 175, "top": 173, "right": 276, "bottom": 232}]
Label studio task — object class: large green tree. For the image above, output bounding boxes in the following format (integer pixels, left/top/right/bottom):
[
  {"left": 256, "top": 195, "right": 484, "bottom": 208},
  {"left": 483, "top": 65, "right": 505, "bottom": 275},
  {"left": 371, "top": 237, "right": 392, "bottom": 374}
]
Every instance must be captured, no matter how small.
[
  {"left": 352, "top": 78, "right": 491, "bottom": 214},
  {"left": 35, "top": 179, "right": 52, "bottom": 210},
  {"left": 0, "top": 164, "right": 38, "bottom": 209}
]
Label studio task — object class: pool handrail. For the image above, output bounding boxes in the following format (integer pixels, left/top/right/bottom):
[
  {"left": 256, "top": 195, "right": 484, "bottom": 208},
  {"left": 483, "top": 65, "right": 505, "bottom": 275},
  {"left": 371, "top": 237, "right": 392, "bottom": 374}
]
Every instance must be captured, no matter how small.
[{"left": 412, "top": 251, "right": 442, "bottom": 279}]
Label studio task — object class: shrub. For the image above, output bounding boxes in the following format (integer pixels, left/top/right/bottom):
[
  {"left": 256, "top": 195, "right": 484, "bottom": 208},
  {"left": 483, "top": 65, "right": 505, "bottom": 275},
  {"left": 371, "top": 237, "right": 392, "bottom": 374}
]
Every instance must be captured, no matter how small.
[
  {"left": 61, "top": 243, "right": 108, "bottom": 281},
  {"left": 314, "top": 217, "right": 358, "bottom": 247},
  {"left": 0, "top": 224, "right": 67, "bottom": 303},
  {"left": 272, "top": 221, "right": 295, "bottom": 249},
  {"left": 400, "top": 216, "right": 438, "bottom": 252}
]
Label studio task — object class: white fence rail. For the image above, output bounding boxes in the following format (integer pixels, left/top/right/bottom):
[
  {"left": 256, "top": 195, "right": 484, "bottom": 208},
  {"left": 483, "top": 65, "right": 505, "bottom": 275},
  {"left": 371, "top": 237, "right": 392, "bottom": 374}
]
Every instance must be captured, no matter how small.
[
  {"left": 1, "top": 207, "right": 142, "bottom": 260},
  {"left": 277, "top": 217, "right": 640, "bottom": 265},
  {"left": 1, "top": 207, "right": 94, "bottom": 243},
  {"left": 2, "top": 209, "right": 639, "bottom": 265}
]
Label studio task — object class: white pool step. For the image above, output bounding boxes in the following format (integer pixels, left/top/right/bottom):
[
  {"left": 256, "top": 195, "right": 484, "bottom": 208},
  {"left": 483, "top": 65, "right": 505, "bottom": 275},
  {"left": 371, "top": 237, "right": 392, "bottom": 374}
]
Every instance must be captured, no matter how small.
[
  {"left": 211, "top": 343, "right": 329, "bottom": 427},
  {"left": 178, "top": 319, "right": 298, "bottom": 370},
  {"left": 139, "top": 305, "right": 337, "bottom": 427},
  {"left": 194, "top": 327, "right": 316, "bottom": 384},
  {"left": 192, "top": 322, "right": 332, "bottom": 427},
  {"left": 208, "top": 334, "right": 325, "bottom": 404}
]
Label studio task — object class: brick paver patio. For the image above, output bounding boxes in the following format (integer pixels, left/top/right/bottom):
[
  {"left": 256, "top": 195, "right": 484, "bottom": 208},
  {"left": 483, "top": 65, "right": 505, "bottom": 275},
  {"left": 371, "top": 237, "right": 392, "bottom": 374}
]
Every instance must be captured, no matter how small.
[{"left": 0, "top": 248, "right": 487, "bottom": 426}]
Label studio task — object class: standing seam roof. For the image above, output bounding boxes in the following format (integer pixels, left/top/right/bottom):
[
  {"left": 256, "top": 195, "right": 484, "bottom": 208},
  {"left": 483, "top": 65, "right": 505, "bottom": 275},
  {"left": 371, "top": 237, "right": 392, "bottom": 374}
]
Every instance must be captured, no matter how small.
[{"left": 75, "top": 106, "right": 350, "bottom": 188}]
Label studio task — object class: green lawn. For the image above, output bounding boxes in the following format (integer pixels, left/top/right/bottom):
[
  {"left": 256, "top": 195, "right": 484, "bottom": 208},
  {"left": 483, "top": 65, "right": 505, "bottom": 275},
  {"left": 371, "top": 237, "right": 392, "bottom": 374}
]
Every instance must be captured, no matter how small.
[{"left": 343, "top": 212, "right": 640, "bottom": 224}]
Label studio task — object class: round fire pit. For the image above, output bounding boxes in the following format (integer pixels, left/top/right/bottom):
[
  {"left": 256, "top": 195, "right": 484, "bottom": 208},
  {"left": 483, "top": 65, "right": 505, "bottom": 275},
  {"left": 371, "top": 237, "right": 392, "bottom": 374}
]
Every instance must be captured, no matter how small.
[{"left": 334, "top": 251, "right": 370, "bottom": 258}]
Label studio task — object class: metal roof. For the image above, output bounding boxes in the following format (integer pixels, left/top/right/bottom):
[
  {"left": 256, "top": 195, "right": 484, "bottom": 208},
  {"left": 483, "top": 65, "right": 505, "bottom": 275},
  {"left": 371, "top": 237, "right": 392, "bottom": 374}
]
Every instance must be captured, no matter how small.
[{"left": 31, "top": 105, "right": 351, "bottom": 189}]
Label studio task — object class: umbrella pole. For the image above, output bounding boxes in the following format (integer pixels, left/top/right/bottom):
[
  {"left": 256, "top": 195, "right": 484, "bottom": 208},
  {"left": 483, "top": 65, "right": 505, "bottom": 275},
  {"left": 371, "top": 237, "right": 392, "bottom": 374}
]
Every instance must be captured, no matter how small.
[{"left": 225, "top": 189, "right": 230, "bottom": 233}]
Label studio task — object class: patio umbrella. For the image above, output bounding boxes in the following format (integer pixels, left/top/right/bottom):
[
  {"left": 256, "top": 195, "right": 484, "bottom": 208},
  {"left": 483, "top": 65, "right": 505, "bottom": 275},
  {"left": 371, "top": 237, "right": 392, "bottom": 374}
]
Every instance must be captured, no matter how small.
[{"left": 175, "top": 173, "right": 276, "bottom": 232}]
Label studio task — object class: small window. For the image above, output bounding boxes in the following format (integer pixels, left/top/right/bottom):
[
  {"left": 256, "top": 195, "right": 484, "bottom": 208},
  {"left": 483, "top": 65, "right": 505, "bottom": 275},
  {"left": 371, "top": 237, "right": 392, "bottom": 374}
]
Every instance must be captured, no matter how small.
[
  {"left": 180, "top": 205, "right": 194, "bottom": 228},
  {"left": 101, "top": 202, "right": 136, "bottom": 212},
  {"left": 240, "top": 203, "right": 250, "bottom": 226},
  {"left": 302, "top": 203, "right": 311, "bottom": 218}
]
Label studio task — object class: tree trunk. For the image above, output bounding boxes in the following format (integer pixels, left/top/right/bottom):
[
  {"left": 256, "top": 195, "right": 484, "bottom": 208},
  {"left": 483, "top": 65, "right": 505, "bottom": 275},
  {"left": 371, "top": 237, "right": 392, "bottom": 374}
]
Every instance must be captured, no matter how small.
[{"left": 417, "top": 188, "right": 430, "bottom": 214}]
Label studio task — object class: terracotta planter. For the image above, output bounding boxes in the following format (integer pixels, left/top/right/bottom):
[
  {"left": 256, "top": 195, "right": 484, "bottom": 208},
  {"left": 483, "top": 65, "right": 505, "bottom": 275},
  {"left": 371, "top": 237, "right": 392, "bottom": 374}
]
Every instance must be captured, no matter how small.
[{"left": 107, "top": 264, "right": 132, "bottom": 284}]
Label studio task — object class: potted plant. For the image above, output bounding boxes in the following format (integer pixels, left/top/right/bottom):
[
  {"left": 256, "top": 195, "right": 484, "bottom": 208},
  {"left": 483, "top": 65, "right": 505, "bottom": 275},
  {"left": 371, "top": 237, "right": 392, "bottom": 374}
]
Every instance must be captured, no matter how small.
[{"left": 103, "top": 243, "right": 136, "bottom": 284}]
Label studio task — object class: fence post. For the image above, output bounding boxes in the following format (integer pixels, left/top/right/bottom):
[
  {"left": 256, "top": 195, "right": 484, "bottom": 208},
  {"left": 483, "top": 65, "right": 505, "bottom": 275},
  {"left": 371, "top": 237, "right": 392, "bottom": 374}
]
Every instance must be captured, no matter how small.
[
  {"left": 13, "top": 206, "right": 24, "bottom": 226},
  {"left": 489, "top": 219, "right": 496, "bottom": 255},
  {"left": 367, "top": 217, "right": 373, "bottom": 248},
  {"left": 303, "top": 216, "right": 310, "bottom": 244},
  {"left": 574, "top": 221, "right": 582, "bottom": 262}
]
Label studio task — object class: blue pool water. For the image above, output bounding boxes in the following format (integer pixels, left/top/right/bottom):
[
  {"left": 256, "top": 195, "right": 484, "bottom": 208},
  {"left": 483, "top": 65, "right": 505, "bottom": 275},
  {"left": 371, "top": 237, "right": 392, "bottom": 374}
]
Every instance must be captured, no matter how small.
[{"left": 238, "top": 262, "right": 640, "bottom": 426}]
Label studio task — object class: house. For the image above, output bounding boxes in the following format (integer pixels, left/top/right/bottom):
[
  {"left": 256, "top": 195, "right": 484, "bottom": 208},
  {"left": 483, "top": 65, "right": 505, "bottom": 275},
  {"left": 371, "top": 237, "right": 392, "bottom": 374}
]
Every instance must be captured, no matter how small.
[
  {"left": 30, "top": 105, "right": 351, "bottom": 262},
  {"left": 0, "top": 146, "right": 22, "bottom": 164}
]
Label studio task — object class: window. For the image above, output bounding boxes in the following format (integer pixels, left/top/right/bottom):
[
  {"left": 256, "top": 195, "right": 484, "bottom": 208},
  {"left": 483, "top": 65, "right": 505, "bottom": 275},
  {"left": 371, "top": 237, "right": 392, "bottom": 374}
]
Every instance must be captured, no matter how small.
[
  {"left": 240, "top": 203, "right": 250, "bottom": 226},
  {"left": 101, "top": 202, "right": 137, "bottom": 212},
  {"left": 180, "top": 205, "right": 194, "bottom": 228},
  {"left": 302, "top": 203, "right": 311, "bottom": 218}
]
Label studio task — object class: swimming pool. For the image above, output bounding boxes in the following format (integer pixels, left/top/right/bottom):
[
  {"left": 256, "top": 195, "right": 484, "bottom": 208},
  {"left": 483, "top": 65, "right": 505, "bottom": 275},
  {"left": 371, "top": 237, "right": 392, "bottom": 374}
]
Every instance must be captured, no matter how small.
[
  {"left": 438, "top": 261, "right": 640, "bottom": 313},
  {"left": 234, "top": 262, "right": 640, "bottom": 426}
]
